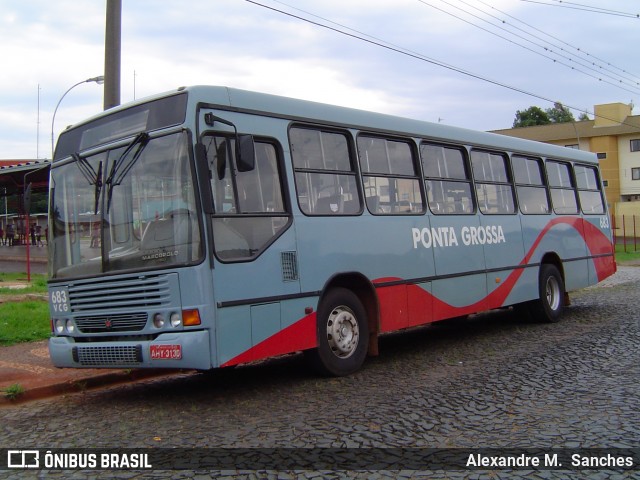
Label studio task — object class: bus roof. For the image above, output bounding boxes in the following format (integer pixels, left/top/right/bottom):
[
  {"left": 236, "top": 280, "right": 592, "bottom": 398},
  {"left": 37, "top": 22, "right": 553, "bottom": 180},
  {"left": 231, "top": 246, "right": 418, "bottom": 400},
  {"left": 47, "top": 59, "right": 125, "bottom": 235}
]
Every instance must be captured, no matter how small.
[
  {"left": 75, "top": 85, "right": 599, "bottom": 164},
  {"left": 190, "top": 86, "right": 598, "bottom": 164}
]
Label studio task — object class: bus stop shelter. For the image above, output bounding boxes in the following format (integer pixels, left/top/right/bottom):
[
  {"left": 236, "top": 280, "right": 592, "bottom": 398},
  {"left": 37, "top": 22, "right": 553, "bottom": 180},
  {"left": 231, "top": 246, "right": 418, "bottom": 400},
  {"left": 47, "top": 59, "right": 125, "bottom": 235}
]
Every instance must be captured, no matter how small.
[
  {"left": 0, "top": 161, "right": 50, "bottom": 277},
  {"left": 0, "top": 160, "right": 50, "bottom": 194},
  {"left": 0, "top": 160, "right": 50, "bottom": 221}
]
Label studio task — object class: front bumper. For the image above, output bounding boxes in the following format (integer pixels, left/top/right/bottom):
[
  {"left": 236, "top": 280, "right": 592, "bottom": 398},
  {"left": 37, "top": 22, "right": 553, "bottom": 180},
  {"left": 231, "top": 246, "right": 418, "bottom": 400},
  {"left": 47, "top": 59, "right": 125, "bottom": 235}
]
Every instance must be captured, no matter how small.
[{"left": 48, "top": 330, "right": 212, "bottom": 370}]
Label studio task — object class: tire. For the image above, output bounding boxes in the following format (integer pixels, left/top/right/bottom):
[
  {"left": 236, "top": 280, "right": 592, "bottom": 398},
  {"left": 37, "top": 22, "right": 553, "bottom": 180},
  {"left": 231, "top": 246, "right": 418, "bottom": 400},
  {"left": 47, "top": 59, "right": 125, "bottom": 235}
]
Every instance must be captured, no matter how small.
[
  {"left": 306, "top": 288, "right": 369, "bottom": 376},
  {"left": 531, "top": 264, "right": 565, "bottom": 323}
]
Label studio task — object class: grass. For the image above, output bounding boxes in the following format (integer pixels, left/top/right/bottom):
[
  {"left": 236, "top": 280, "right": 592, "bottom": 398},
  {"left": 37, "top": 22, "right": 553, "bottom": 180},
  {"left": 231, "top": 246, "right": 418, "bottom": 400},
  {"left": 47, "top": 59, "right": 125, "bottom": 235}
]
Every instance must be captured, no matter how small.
[
  {"left": 2, "top": 383, "right": 25, "bottom": 400},
  {"left": 0, "top": 301, "right": 51, "bottom": 346},
  {"left": 0, "top": 273, "right": 50, "bottom": 346},
  {"left": 614, "top": 243, "right": 640, "bottom": 264},
  {"left": 0, "top": 272, "right": 47, "bottom": 295}
]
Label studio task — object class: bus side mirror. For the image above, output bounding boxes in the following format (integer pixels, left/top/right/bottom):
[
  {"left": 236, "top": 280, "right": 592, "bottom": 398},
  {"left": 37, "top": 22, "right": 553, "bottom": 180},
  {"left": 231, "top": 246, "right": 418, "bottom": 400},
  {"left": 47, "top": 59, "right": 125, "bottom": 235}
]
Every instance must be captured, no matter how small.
[
  {"left": 194, "top": 143, "right": 214, "bottom": 214},
  {"left": 236, "top": 135, "right": 255, "bottom": 172}
]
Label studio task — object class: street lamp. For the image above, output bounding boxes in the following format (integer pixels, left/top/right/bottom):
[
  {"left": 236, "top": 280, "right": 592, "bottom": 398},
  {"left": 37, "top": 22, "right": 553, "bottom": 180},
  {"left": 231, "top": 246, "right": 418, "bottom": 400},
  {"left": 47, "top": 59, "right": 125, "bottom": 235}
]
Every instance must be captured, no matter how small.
[{"left": 51, "top": 75, "right": 104, "bottom": 159}]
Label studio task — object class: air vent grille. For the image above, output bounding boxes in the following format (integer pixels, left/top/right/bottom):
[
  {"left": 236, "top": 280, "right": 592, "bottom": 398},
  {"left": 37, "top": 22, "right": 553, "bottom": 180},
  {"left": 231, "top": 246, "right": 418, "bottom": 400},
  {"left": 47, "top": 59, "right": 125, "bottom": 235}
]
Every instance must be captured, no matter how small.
[{"left": 281, "top": 251, "right": 299, "bottom": 282}]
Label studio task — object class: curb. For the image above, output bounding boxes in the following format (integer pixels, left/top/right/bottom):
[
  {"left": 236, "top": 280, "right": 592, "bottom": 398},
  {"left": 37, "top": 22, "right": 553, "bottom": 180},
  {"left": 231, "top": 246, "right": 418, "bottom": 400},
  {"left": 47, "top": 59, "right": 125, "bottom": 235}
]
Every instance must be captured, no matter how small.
[
  {"left": 0, "top": 369, "right": 187, "bottom": 407},
  {"left": 0, "top": 256, "right": 47, "bottom": 264}
]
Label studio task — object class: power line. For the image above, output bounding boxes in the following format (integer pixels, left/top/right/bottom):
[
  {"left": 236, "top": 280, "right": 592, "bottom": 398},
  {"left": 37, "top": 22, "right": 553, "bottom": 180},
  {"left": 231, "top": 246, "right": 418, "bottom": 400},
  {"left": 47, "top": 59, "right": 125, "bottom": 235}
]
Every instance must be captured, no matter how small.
[
  {"left": 416, "top": 0, "right": 640, "bottom": 94},
  {"left": 521, "top": 0, "right": 640, "bottom": 19},
  {"left": 267, "top": 0, "right": 639, "bottom": 92},
  {"left": 476, "top": 0, "right": 640, "bottom": 84},
  {"left": 245, "top": 1, "right": 554, "bottom": 98},
  {"left": 242, "top": 0, "right": 636, "bottom": 127}
]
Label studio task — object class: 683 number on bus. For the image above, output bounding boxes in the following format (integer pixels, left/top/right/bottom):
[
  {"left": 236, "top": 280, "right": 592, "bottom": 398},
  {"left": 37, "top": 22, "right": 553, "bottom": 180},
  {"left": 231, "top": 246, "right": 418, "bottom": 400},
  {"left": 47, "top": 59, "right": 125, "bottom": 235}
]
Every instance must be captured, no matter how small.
[{"left": 50, "top": 288, "right": 70, "bottom": 313}]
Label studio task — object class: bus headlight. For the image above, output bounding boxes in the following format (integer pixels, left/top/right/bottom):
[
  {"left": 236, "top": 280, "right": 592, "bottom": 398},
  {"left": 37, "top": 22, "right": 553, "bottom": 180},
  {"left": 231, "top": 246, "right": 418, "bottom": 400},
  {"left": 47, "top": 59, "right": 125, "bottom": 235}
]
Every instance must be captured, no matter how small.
[
  {"left": 54, "top": 319, "right": 64, "bottom": 334},
  {"left": 153, "top": 313, "right": 165, "bottom": 328},
  {"left": 170, "top": 312, "right": 182, "bottom": 328},
  {"left": 65, "top": 319, "right": 75, "bottom": 334}
]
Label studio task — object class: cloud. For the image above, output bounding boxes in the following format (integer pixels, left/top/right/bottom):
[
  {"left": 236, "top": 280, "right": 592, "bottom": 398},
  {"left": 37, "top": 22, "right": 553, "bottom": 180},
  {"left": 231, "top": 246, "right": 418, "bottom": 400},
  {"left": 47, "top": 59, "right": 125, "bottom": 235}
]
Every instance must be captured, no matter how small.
[{"left": 0, "top": 0, "right": 638, "bottom": 159}]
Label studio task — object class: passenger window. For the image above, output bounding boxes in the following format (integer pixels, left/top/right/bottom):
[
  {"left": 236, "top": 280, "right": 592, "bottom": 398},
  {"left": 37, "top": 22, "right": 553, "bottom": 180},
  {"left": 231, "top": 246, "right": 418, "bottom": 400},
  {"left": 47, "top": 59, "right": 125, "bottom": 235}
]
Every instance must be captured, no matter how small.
[
  {"left": 421, "top": 143, "right": 474, "bottom": 214},
  {"left": 202, "top": 135, "right": 289, "bottom": 261},
  {"left": 357, "top": 136, "right": 424, "bottom": 214},
  {"left": 575, "top": 164, "right": 605, "bottom": 214},
  {"left": 471, "top": 150, "right": 515, "bottom": 214},
  {"left": 513, "top": 155, "right": 550, "bottom": 214},
  {"left": 547, "top": 161, "right": 578, "bottom": 214},
  {"left": 290, "top": 127, "right": 361, "bottom": 215}
]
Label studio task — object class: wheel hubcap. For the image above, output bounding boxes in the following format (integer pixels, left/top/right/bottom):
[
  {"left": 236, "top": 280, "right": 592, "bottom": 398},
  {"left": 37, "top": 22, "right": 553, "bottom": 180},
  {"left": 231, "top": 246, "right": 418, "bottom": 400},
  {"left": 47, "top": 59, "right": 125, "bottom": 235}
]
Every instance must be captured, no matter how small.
[
  {"left": 326, "top": 306, "right": 359, "bottom": 359},
  {"left": 545, "top": 276, "right": 561, "bottom": 311}
]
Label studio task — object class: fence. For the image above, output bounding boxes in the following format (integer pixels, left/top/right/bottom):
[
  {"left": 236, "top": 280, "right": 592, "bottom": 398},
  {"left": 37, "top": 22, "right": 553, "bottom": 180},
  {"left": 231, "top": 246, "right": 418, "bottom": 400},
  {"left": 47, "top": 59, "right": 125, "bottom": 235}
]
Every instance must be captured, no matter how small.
[{"left": 612, "top": 214, "right": 640, "bottom": 252}]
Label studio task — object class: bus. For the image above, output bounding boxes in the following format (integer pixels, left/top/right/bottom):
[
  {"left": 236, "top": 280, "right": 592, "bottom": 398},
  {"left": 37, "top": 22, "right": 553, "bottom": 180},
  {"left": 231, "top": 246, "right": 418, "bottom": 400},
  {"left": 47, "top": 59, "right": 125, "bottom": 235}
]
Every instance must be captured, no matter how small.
[{"left": 48, "top": 86, "right": 616, "bottom": 376}]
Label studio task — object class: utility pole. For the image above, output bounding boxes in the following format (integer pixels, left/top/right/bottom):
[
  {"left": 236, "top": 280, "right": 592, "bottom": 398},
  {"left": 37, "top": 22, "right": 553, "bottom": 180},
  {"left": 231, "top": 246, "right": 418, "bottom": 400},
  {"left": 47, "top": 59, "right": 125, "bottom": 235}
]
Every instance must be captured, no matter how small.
[
  {"left": 37, "top": 84, "right": 41, "bottom": 158},
  {"left": 104, "top": 0, "right": 122, "bottom": 110}
]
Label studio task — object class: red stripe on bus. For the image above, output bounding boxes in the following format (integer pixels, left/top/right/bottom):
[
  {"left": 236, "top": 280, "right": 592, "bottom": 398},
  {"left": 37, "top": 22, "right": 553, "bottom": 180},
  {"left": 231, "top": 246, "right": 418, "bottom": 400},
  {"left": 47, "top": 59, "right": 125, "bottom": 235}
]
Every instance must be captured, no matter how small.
[
  {"left": 221, "top": 312, "right": 317, "bottom": 368},
  {"left": 379, "top": 217, "right": 614, "bottom": 331},
  {"left": 523, "top": 217, "right": 615, "bottom": 281},
  {"left": 222, "top": 217, "right": 614, "bottom": 366},
  {"left": 579, "top": 219, "right": 616, "bottom": 281}
]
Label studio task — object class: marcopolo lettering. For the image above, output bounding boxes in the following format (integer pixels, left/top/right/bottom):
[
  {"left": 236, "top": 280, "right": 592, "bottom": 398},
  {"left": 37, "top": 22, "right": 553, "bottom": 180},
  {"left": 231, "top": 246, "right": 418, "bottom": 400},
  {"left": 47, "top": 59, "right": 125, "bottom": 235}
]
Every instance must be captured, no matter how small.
[
  {"left": 142, "top": 250, "right": 179, "bottom": 261},
  {"left": 412, "top": 225, "right": 506, "bottom": 249}
]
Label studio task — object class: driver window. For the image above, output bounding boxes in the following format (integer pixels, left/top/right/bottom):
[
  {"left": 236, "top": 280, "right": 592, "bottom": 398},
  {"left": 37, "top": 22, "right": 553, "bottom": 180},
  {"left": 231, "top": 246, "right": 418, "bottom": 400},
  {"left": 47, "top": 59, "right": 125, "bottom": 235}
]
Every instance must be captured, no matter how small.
[{"left": 202, "top": 135, "right": 289, "bottom": 261}]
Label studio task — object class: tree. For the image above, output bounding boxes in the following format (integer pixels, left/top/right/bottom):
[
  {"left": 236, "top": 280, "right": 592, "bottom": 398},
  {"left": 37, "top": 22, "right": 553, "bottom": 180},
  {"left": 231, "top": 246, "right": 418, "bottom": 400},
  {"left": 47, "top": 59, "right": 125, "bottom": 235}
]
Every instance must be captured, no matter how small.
[
  {"left": 512, "top": 102, "right": 579, "bottom": 128},
  {"left": 512, "top": 106, "right": 550, "bottom": 128},
  {"left": 31, "top": 192, "right": 48, "bottom": 214},
  {"left": 546, "top": 102, "right": 575, "bottom": 123}
]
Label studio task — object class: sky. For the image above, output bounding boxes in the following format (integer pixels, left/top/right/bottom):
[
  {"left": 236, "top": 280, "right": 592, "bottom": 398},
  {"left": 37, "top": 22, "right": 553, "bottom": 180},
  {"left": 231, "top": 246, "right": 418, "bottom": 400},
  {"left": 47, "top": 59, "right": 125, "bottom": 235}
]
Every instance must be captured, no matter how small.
[{"left": 0, "top": 0, "right": 638, "bottom": 160}]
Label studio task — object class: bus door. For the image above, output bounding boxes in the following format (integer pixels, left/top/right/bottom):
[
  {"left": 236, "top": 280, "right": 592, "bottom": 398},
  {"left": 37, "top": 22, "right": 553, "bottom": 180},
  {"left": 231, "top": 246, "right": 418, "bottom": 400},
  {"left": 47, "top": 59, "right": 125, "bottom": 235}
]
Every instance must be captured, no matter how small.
[{"left": 199, "top": 125, "right": 301, "bottom": 367}]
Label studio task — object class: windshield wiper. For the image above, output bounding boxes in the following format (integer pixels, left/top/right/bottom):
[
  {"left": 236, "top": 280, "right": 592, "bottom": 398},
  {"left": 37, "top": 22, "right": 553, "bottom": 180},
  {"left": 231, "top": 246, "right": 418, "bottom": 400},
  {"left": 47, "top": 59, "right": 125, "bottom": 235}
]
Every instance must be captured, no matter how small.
[
  {"left": 72, "top": 153, "right": 103, "bottom": 215},
  {"left": 105, "top": 132, "right": 149, "bottom": 212}
]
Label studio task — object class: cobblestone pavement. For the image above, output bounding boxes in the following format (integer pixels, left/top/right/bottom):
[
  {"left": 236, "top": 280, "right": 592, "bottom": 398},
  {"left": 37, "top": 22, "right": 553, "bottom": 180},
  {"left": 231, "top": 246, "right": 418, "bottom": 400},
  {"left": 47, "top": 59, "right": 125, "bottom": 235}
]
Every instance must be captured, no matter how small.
[{"left": 2, "top": 268, "right": 640, "bottom": 479}]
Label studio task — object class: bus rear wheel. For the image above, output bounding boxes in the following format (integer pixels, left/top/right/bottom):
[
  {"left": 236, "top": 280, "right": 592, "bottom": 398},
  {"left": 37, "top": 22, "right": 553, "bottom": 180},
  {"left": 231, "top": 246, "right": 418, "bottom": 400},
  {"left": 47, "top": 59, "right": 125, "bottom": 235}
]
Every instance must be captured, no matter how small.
[
  {"left": 532, "top": 264, "right": 565, "bottom": 323},
  {"left": 306, "top": 288, "right": 369, "bottom": 376}
]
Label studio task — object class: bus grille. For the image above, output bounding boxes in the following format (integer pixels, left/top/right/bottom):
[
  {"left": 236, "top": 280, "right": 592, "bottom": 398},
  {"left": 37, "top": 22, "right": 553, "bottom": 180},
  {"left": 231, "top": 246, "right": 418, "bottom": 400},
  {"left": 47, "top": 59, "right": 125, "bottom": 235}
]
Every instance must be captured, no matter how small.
[
  {"left": 73, "top": 345, "right": 143, "bottom": 366},
  {"left": 75, "top": 313, "right": 148, "bottom": 333},
  {"left": 67, "top": 274, "right": 174, "bottom": 313}
]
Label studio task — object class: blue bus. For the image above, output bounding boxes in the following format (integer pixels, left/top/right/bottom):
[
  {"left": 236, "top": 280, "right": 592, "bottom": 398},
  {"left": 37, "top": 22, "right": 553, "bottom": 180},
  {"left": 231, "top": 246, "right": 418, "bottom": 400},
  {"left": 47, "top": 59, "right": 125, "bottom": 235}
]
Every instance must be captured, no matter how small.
[{"left": 48, "top": 86, "right": 616, "bottom": 376}]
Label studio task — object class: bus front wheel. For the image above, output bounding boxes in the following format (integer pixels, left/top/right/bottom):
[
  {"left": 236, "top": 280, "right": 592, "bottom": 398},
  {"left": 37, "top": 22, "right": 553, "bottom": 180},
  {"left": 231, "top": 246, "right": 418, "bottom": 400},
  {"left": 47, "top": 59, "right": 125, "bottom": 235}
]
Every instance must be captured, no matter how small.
[
  {"left": 306, "top": 288, "right": 369, "bottom": 376},
  {"left": 532, "top": 264, "right": 565, "bottom": 323}
]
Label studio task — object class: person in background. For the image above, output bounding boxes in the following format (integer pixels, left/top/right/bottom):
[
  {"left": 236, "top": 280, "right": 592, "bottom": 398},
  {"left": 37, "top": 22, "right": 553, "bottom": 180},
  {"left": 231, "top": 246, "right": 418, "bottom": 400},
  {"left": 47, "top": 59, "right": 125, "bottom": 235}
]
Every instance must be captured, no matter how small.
[
  {"left": 36, "top": 224, "right": 43, "bottom": 247},
  {"left": 90, "top": 221, "right": 100, "bottom": 248},
  {"left": 6, "top": 223, "right": 14, "bottom": 246}
]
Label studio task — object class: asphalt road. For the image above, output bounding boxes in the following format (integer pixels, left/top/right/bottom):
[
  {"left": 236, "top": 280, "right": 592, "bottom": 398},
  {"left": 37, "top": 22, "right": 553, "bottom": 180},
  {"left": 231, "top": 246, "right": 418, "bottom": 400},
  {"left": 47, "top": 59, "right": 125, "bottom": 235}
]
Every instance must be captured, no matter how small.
[{"left": 1, "top": 267, "right": 639, "bottom": 479}]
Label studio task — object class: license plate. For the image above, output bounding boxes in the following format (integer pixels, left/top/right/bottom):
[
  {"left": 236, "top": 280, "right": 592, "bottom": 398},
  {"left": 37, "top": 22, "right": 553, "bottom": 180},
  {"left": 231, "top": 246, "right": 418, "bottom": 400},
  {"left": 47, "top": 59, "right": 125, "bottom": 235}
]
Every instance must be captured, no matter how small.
[{"left": 150, "top": 344, "right": 182, "bottom": 360}]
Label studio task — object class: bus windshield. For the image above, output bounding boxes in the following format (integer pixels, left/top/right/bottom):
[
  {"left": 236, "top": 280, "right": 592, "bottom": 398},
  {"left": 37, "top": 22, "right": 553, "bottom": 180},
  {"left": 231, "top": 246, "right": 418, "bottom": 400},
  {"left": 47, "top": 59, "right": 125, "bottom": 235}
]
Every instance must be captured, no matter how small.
[{"left": 49, "top": 130, "right": 203, "bottom": 279}]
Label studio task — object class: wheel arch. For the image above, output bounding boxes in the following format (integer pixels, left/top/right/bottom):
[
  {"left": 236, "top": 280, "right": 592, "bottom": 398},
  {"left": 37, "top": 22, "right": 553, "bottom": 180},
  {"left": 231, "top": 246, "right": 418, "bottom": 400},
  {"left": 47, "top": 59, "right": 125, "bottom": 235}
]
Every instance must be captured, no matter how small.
[
  {"left": 319, "top": 272, "right": 380, "bottom": 356},
  {"left": 540, "top": 252, "right": 564, "bottom": 281}
]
